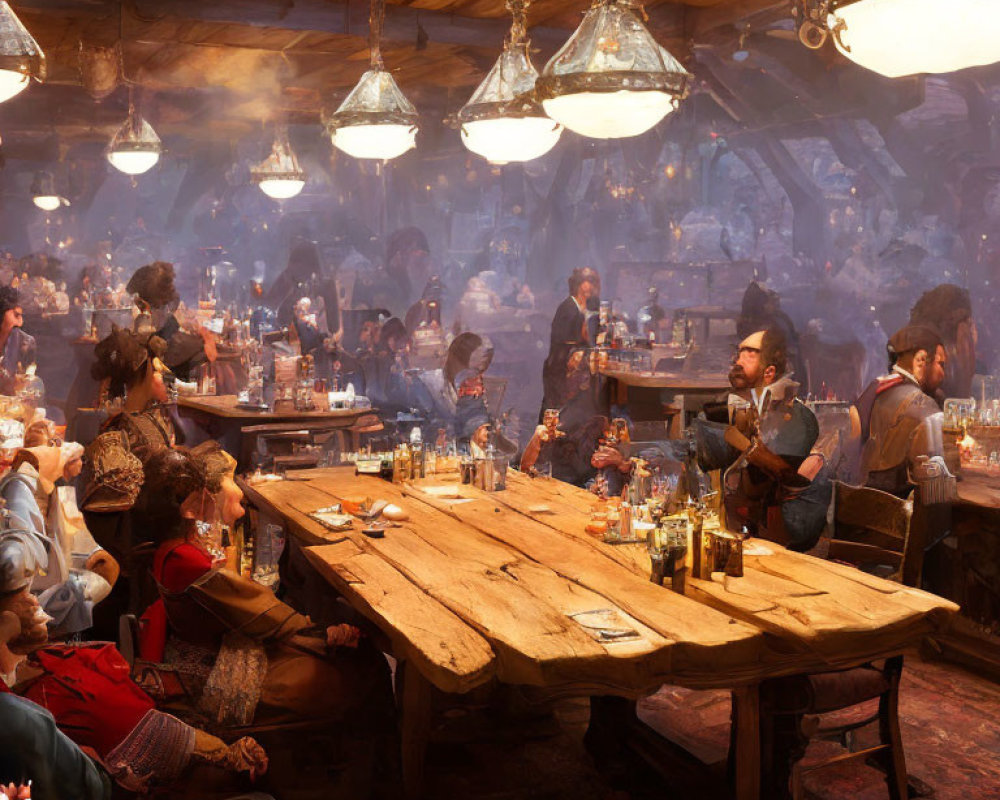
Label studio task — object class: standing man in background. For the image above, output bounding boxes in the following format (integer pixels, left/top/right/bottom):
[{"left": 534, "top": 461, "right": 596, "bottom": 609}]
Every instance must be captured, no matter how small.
[{"left": 540, "top": 267, "right": 600, "bottom": 418}]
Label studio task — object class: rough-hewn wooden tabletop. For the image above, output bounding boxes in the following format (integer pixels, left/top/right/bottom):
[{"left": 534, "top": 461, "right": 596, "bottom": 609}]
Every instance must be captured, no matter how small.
[{"left": 243, "top": 467, "right": 957, "bottom": 696}]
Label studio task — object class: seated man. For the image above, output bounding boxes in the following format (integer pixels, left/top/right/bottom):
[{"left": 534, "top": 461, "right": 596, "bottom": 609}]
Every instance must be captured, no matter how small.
[
  {"left": 521, "top": 350, "right": 609, "bottom": 488},
  {"left": 694, "top": 329, "right": 831, "bottom": 551},
  {"left": 855, "top": 324, "right": 952, "bottom": 499},
  {"left": 0, "top": 606, "right": 110, "bottom": 800}
]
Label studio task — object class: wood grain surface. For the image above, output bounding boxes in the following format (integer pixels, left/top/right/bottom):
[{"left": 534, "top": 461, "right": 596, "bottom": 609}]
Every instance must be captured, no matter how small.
[{"left": 246, "top": 467, "right": 958, "bottom": 695}]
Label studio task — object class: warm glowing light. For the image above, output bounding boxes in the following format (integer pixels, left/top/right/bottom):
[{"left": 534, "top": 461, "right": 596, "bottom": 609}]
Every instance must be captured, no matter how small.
[
  {"left": 542, "top": 89, "right": 675, "bottom": 139},
  {"left": 107, "top": 150, "right": 160, "bottom": 175},
  {"left": 257, "top": 178, "right": 305, "bottom": 200},
  {"left": 829, "top": 0, "right": 1000, "bottom": 77},
  {"left": 251, "top": 134, "right": 306, "bottom": 199},
  {"left": 462, "top": 117, "right": 561, "bottom": 164},
  {"left": 457, "top": 39, "right": 562, "bottom": 164},
  {"left": 0, "top": 69, "right": 27, "bottom": 103},
  {"left": 326, "top": 64, "right": 419, "bottom": 161},
  {"left": 331, "top": 122, "right": 416, "bottom": 161},
  {"left": 0, "top": 2, "right": 44, "bottom": 104},
  {"left": 32, "top": 195, "right": 59, "bottom": 211},
  {"left": 107, "top": 109, "right": 162, "bottom": 175},
  {"left": 536, "top": 0, "right": 689, "bottom": 140}
]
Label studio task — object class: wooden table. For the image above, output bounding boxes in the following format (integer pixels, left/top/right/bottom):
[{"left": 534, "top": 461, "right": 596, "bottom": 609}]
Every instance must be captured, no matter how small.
[
  {"left": 599, "top": 367, "right": 730, "bottom": 428},
  {"left": 178, "top": 394, "right": 371, "bottom": 468},
  {"left": 243, "top": 467, "right": 956, "bottom": 800},
  {"left": 923, "top": 471, "right": 1000, "bottom": 680}
]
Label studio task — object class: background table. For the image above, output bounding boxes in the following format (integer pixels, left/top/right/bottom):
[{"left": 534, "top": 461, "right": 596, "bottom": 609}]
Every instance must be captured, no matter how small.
[
  {"left": 599, "top": 367, "right": 730, "bottom": 432},
  {"left": 178, "top": 394, "right": 371, "bottom": 468},
  {"left": 243, "top": 467, "right": 956, "bottom": 800},
  {"left": 922, "top": 472, "right": 1000, "bottom": 681}
]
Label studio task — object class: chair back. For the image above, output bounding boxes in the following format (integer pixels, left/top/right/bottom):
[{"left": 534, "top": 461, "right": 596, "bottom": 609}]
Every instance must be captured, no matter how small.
[
  {"left": 483, "top": 376, "right": 507, "bottom": 416},
  {"left": 828, "top": 481, "right": 919, "bottom": 585}
]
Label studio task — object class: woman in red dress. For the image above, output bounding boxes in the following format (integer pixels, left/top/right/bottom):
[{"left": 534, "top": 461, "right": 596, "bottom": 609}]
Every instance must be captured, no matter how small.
[{"left": 137, "top": 445, "right": 395, "bottom": 734}]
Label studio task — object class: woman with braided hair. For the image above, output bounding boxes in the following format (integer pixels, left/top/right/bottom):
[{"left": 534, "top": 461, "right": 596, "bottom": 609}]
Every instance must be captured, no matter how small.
[{"left": 79, "top": 327, "right": 180, "bottom": 629}]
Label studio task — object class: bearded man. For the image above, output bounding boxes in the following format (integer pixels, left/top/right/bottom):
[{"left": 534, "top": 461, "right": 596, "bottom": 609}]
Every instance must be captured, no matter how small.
[{"left": 694, "top": 329, "right": 831, "bottom": 551}]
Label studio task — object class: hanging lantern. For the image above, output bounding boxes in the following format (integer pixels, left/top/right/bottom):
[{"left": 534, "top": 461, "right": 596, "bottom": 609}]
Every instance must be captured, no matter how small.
[
  {"left": 107, "top": 102, "right": 162, "bottom": 176},
  {"left": 456, "top": 0, "right": 562, "bottom": 164},
  {"left": 536, "top": 0, "right": 690, "bottom": 140},
  {"left": 251, "top": 132, "right": 306, "bottom": 200},
  {"left": 0, "top": 1, "right": 45, "bottom": 104},
  {"left": 824, "top": 0, "right": 1000, "bottom": 78},
  {"left": 30, "top": 171, "right": 66, "bottom": 211},
  {"left": 325, "top": 0, "right": 418, "bottom": 160}
]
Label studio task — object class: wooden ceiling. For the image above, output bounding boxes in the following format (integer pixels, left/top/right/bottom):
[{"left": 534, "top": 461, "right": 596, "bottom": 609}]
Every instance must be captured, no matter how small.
[{"left": 1, "top": 0, "right": 790, "bottom": 149}]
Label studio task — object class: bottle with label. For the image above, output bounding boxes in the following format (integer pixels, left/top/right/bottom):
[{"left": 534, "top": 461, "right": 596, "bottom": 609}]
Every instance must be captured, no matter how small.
[{"left": 409, "top": 427, "right": 425, "bottom": 479}]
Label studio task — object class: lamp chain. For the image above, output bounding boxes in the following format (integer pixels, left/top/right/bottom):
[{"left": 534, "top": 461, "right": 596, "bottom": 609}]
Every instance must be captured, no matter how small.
[
  {"left": 605, "top": 0, "right": 648, "bottom": 22},
  {"left": 505, "top": 0, "right": 529, "bottom": 48},
  {"left": 369, "top": 0, "right": 385, "bottom": 70}
]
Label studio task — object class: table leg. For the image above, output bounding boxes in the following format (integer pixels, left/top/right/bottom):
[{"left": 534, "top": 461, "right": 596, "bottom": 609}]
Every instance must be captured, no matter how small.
[
  {"left": 732, "top": 685, "right": 761, "bottom": 800},
  {"left": 397, "top": 660, "right": 433, "bottom": 800}
]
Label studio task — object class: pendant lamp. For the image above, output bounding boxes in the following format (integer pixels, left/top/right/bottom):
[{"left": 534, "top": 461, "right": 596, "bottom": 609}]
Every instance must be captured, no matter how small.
[
  {"left": 252, "top": 131, "right": 306, "bottom": 200},
  {"left": 828, "top": 0, "right": 1000, "bottom": 78},
  {"left": 0, "top": 2, "right": 44, "bottom": 104},
  {"left": 536, "top": 0, "right": 690, "bottom": 140},
  {"left": 30, "top": 171, "right": 66, "bottom": 211},
  {"left": 795, "top": 0, "right": 1000, "bottom": 78},
  {"left": 325, "top": 0, "right": 418, "bottom": 160},
  {"left": 457, "top": 0, "right": 562, "bottom": 164},
  {"left": 108, "top": 100, "right": 162, "bottom": 176}
]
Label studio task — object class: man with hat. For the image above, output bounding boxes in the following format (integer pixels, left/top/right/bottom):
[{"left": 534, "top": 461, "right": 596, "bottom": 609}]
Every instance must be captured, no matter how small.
[
  {"left": 0, "top": 286, "right": 36, "bottom": 396},
  {"left": 856, "top": 323, "right": 951, "bottom": 499},
  {"left": 694, "top": 328, "right": 831, "bottom": 551}
]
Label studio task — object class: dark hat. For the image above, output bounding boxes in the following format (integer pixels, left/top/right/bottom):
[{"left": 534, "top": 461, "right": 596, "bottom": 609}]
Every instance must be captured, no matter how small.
[
  {"left": 0, "top": 285, "right": 20, "bottom": 317},
  {"left": 887, "top": 324, "right": 943, "bottom": 361},
  {"left": 126, "top": 261, "right": 178, "bottom": 309}
]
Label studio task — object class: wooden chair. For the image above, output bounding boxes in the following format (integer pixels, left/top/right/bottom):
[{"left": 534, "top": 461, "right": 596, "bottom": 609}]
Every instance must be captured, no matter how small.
[
  {"left": 827, "top": 482, "right": 916, "bottom": 584},
  {"left": 759, "top": 483, "right": 923, "bottom": 800}
]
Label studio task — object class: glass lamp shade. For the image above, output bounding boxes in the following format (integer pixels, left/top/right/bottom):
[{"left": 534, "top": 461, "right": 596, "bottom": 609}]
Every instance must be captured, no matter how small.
[
  {"left": 257, "top": 178, "right": 306, "bottom": 200},
  {"left": 829, "top": 0, "right": 1000, "bottom": 78},
  {"left": 107, "top": 150, "right": 160, "bottom": 175},
  {"left": 543, "top": 90, "right": 675, "bottom": 139},
  {"left": 326, "top": 70, "right": 419, "bottom": 160},
  {"left": 107, "top": 113, "right": 162, "bottom": 175},
  {"left": 30, "top": 171, "right": 64, "bottom": 210},
  {"left": 0, "top": 2, "right": 44, "bottom": 104},
  {"left": 458, "top": 45, "right": 562, "bottom": 164},
  {"left": 0, "top": 69, "right": 27, "bottom": 103},
  {"left": 32, "top": 195, "right": 60, "bottom": 211},
  {"left": 251, "top": 138, "right": 307, "bottom": 200},
  {"left": 462, "top": 117, "right": 562, "bottom": 164},
  {"left": 537, "top": 0, "right": 689, "bottom": 139}
]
